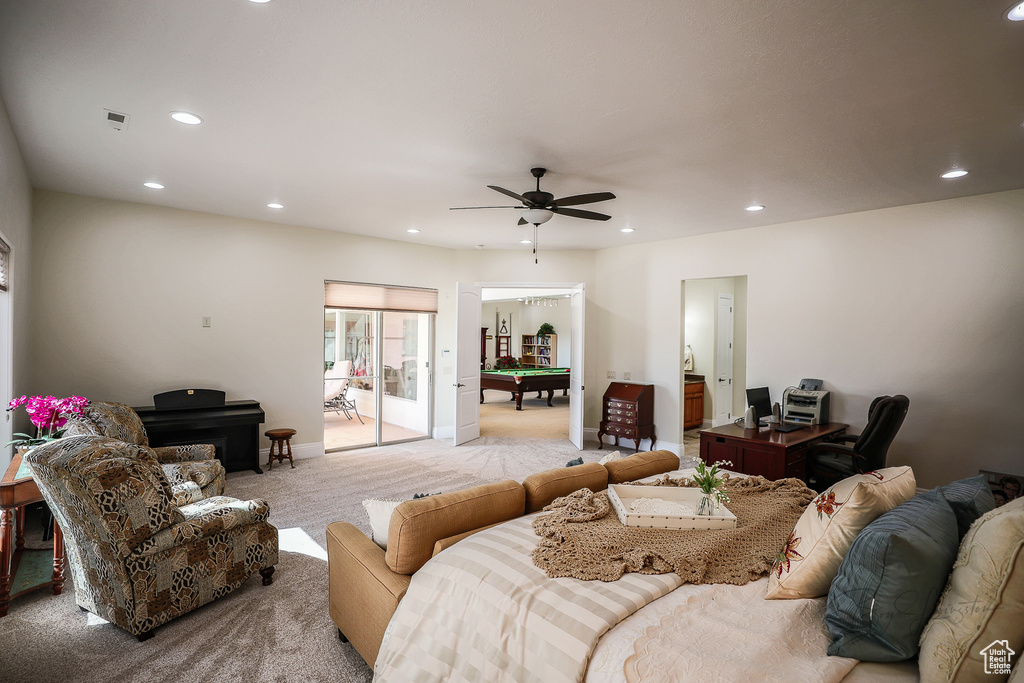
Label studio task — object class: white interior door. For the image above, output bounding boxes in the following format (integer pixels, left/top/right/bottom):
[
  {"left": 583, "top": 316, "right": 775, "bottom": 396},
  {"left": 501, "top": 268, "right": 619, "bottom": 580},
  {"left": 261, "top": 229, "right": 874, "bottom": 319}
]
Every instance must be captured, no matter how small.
[
  {"left": 568, "top": 283, "right": 585, "bottom": 449},
  {"left": 714, "top": 293, "right": 734, "bottom": 425},
  {"left": 454, "top": 282, "right": 482, "bottom": 445}
]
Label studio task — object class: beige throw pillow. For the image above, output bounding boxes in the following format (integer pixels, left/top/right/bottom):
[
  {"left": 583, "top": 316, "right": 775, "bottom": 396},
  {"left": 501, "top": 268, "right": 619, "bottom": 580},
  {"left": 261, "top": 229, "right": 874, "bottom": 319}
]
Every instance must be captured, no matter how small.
[
  {"left": 765, "top": 466, "right": 916, "bottom": 599},
  {"left": 918, "top": 497, "right": 1024, "bottom": 683}
]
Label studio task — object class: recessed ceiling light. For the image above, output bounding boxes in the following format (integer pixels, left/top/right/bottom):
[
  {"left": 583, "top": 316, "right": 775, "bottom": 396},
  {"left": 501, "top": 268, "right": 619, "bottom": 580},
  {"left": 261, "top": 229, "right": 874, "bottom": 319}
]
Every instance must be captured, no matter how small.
[
  {"left": 746, "top": 204, "right": 765, "bottom": 212},
  {"left": 143, "top": 182, "right": 164, "bottom": 190},
  {"left": 1007, "top": 2, "right": 1024, "bottom": 20},
  {"left": 520, "top": 239, "right": 532, "bottom": 244},
  {"left": 407, "top": 228, "right": 420, "bottom": 234},
  {"left": 267, "top": 203, "right": 284, "bottom": 209},
  {"left": 620, "top": 227, "right": 635, "bottom": 233},
  {"left": 941, "top": 169, "right": 969, "bottom": 179},
  {"left": 170, "top": 111, "right": 203, "bottom": 125},
  {"left": 249, "top": 0, "right": 272, "bottom": 3}
]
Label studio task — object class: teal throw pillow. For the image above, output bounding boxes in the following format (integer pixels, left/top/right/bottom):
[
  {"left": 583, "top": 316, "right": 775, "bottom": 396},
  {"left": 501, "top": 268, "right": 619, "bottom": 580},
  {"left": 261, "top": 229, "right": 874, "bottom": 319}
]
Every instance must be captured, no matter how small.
[
  {"left": 939, "top": 474, "right": 995, "bottom": 540},
  {"left": 825, "top": 487, "right": 960, "bottom": 662}
]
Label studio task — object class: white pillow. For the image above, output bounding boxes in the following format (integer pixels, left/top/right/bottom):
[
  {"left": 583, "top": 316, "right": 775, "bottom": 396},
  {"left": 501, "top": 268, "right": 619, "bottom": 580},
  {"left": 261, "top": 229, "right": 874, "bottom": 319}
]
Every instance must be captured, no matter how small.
[
  {"left": 765, "top": 465, "right": 917, "bottom": 599},
  {"left": 362, "top": 498, "right": 402, "bottom": 550},
  {"left": 599, "top": 450, "right": 622, "bottom": 466}
]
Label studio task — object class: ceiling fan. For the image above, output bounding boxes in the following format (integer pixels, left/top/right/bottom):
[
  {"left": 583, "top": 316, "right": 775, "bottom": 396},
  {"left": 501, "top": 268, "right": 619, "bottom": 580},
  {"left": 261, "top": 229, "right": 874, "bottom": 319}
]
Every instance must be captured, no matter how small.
[
  {"left": 450, "top": 167, "right": 615, "bottom": 226},
  {"left": 450, "top": 168, "right": 615, "bottom": 262}
]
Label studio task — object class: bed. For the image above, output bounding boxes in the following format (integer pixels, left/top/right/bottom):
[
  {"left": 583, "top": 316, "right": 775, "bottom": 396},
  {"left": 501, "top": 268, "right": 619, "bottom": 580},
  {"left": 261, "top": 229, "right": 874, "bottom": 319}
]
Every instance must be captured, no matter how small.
[{"left": 372, "top": 467, "right": 923, "bottom": 682}]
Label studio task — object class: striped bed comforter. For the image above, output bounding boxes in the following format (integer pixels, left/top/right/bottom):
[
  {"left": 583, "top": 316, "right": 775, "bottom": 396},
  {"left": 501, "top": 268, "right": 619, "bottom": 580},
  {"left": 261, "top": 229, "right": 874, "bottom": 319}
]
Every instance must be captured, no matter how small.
[{"left": 373, "top": 512, "right": 683, "bottom": 683}]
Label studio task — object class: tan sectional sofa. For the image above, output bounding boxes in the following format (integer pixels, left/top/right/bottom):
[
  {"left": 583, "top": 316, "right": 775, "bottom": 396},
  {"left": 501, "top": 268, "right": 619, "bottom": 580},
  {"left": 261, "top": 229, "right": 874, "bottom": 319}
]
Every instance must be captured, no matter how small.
[{"left": 326, "top": 450, "right": 680, "bottom": 666}]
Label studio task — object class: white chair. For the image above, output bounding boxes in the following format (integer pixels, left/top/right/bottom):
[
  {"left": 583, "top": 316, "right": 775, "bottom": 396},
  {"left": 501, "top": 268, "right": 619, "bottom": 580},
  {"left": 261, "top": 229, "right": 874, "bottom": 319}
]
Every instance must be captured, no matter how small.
[{"left": 325, "top": 360, "right": 363, "bottom": 423}]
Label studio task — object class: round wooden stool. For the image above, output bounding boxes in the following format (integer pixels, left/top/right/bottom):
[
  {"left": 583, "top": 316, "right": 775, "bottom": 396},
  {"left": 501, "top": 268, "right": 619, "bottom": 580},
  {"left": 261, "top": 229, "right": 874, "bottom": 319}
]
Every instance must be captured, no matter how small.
[{"left": 265, "top": 428, "right": 297, "bottom": 470}]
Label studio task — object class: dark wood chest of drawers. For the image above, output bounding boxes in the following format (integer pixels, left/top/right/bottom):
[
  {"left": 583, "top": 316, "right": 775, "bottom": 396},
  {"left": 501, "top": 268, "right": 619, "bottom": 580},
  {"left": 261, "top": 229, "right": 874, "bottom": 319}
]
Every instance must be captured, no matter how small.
[{"left": 598, "top": 382, "right": 656, "bottom": 451}]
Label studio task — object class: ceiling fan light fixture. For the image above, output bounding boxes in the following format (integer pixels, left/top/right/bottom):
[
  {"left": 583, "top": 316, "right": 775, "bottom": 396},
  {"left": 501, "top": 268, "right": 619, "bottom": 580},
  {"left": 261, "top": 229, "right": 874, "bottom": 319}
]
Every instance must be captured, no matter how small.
[
  {"left": 521, "top": 209, "right": 554, "bottom": 225},
  {"left": 1007, "top": 2, "right": 1024, "bottom": 20}
]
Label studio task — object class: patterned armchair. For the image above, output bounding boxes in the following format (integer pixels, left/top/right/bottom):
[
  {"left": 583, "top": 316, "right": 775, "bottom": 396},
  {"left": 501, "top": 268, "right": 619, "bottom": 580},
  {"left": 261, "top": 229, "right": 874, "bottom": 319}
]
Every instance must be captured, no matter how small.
[
  {"left": 24, "top": 436, "right": 278, "bottom": 640},
  {"left": 63, "top": 401, "right": 225, "bottom": 500}
]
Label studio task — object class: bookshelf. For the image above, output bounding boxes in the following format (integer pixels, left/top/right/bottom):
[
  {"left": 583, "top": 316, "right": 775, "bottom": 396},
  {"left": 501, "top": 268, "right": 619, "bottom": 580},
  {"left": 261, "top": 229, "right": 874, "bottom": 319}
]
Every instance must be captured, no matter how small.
[{"left": 521, "top": 334, "right": 556, "bottom": 368}]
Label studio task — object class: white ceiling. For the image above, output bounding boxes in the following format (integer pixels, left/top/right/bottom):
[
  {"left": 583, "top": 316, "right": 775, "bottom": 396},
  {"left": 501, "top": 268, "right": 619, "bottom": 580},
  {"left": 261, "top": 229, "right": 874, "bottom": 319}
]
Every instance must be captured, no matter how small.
[{"left": 1, "top": 1, "right": 1022, "bottom": 251}]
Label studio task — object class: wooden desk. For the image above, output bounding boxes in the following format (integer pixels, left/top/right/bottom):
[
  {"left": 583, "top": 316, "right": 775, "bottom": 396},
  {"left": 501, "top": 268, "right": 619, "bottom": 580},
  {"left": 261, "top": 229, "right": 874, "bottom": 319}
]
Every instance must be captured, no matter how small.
[
  {"left": 699, "top": 422, "right": 847, "bottom": 481},
  {"left": 0, "top": 452, "right": 66, "bottom": 617}
]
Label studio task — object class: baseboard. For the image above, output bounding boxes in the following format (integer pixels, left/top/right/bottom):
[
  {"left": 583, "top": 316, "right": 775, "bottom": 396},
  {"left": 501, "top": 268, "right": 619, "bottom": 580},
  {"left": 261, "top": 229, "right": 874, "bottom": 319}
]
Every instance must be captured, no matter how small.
[
  {"left": 583, "top": 427, "right": 681, "bottom": 456},
  {"left": 258, "top": 441, "right": 324, "bottom": 461}
]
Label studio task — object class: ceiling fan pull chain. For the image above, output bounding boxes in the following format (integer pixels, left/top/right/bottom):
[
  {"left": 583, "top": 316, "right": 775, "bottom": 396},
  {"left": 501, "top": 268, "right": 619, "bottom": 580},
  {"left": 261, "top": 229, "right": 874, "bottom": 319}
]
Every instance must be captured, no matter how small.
[{"left": 534, "top": 223, "right": 539, "bottom": 264}]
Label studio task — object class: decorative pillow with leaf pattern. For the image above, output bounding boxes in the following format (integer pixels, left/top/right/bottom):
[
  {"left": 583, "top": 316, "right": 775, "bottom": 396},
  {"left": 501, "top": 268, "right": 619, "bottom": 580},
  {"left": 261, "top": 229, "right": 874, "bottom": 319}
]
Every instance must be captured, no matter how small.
[{"left": 765, "top": 466, "right": 917, "bottom": 599}]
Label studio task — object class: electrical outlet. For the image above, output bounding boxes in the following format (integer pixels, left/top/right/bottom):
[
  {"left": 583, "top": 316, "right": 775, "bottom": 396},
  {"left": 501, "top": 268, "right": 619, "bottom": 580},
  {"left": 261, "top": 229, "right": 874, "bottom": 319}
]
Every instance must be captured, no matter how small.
[
  {"left": 202, "top": 316, "right": 211, "bottom": 328},
  {"left": 606, "top": 371, "right": 616, "bottom": 379},
  {"left": 623, "top": 371, "right": 631, "bottom": 380}
]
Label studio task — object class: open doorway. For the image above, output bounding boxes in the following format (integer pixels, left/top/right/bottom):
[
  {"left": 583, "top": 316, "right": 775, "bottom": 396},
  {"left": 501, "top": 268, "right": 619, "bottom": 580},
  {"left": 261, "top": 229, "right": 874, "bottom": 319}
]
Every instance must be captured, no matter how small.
[
  {"left": 480, "top": 288, "right": 573, "bottom": 439},
  {"left": 682, "top": 276, "right": 748, "bottom": 438},
  {"left": 454, "top": 282, "right": 586, "bottom": 448}
]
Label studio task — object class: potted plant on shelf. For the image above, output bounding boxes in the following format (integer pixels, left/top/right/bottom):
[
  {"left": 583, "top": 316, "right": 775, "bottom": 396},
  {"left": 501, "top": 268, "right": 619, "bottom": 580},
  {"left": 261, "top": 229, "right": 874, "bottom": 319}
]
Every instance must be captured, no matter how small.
[
  {"left": 6, "top": 394, "right": 90, "bottom": 454},
  {"left": 537, "top": 323, "right": 555, "bottom": 342}
]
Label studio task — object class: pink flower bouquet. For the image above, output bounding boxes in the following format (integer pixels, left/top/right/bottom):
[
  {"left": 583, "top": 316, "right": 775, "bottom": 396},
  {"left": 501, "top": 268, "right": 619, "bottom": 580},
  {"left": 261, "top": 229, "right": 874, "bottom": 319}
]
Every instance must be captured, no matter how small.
[{"left": 6, "top": 394, "right": 90, "bottom": 449}]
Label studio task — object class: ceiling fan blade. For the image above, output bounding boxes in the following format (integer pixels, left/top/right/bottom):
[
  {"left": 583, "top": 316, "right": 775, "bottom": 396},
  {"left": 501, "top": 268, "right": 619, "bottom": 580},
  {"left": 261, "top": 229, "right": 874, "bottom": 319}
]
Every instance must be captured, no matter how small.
[
  {"left": 487, "top": 185, "right": 530, "bottom": 204},
  {"left": 449, "top": 205, "right": 522, "bottom": 210},
  {"left": 518, "top": 217, "right": 528, "bottom": 226},
  {"left": 553, "top": 207, "right": 612, "bottom": 221},
  {"left": 552, "top": 192, "right": 616, "bottom": 207}
]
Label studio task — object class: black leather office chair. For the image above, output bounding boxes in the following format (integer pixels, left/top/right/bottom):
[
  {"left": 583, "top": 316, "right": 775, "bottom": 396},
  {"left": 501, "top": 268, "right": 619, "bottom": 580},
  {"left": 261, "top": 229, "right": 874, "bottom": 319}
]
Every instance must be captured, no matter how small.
[{"left": 807, "top": 394, "right": 910, "bottom": 492}]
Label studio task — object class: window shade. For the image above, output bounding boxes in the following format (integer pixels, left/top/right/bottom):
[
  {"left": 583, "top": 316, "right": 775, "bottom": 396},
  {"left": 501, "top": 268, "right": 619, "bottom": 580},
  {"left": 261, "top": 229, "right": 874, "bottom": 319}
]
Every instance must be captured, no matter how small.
[
  {"left": 0, "top": 237, "right": 9, "bottom": 292},
  {"left": 324, "top": 281, "right": 438, "bottom": 313}
]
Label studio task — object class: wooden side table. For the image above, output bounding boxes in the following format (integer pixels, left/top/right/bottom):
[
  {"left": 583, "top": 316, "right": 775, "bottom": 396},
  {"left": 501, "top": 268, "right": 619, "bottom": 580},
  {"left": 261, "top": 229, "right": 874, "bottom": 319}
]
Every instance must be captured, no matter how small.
[{"left": 0, "top": 451, "right": 66, "bottom": 617}]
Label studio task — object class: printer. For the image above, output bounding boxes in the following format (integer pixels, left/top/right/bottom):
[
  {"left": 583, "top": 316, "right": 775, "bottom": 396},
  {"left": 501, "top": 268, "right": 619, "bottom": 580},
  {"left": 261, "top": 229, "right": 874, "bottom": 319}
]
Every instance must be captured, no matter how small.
[{"left": 782, "top": 387, "right": 830, "bottom": 425}]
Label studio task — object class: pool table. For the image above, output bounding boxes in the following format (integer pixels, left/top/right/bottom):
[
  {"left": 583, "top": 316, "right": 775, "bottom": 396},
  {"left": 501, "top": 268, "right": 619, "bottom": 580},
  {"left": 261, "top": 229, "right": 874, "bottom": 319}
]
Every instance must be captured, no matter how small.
[{"left": 480, "top": 368, "right": 571, "bottom": 410}]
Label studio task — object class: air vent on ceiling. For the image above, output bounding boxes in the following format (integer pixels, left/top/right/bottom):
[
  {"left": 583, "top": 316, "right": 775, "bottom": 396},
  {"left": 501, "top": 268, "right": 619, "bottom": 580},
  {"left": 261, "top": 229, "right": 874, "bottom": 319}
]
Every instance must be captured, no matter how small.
[{"left": 104, "top": 109, "right": 130, "bottom": 131}]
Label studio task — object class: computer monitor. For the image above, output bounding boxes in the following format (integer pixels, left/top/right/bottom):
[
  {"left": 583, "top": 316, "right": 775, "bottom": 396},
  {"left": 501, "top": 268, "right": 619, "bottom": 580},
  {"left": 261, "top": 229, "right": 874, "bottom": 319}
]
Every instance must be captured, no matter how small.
[{"left": 746, "top": 386, "right": 772, "bottom": 425}]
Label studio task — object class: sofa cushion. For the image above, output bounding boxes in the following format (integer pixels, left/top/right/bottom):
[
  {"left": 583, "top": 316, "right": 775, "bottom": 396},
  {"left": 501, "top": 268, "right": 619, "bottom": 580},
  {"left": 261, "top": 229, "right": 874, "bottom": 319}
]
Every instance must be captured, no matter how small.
[
  {"left": 386, "top": 480, "right": 526, "bottom": 575},
  {"left": 939, "top": 474, "right": 996, "bottom": 540},
  {"left": 918, "top": 496, "right": 1024, "bottom": 682},
  {"left": 765, "top": 466, "right": 917, "bottom": 599},
  {"left": 825, "top": 488, "right": 960, "bottom": 662},
  {"left": 523, "top": 462, "right": 608, "bottom": 513},
  {"left": 604, "top": 450, "right": 680, "bottom": 485}
]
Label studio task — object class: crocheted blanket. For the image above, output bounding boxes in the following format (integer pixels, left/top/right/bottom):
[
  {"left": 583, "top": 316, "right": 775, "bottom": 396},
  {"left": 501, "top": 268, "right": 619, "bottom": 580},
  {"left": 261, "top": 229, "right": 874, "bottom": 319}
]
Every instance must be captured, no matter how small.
[{"left": 532, "top": 475, "right": 816, "bottom": 583}]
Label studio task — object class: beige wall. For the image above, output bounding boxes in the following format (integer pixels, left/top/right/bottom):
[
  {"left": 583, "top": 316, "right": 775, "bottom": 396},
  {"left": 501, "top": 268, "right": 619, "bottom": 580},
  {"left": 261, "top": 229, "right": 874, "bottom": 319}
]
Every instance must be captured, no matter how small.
[
  {"left": 0, "top": 96, "right": 33, "bottom": 471},
  {"left": 28, "top": 191, "right": 594, "bottom": 450},
  {"left": 593, "top": 190, "right": 1024, "bottom": 488},
  {"left": 23, "top": 188, "right": 1024, "bottom": 487}
]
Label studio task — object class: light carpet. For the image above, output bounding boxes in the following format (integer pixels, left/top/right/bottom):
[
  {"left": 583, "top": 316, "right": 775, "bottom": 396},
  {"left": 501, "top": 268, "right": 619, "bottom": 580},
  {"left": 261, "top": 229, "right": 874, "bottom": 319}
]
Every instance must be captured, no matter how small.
[
  {"left": 1, "top": 436, "right": 702, "bottom": 683},
  {"left": 480, "top": 388, "right": 570, "bottom": 439}
]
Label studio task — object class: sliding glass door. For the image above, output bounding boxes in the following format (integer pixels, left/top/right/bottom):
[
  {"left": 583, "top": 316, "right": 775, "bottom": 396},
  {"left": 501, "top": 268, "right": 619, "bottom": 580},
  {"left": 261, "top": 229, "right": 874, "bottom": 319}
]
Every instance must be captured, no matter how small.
[{"left": 324, "top": 308, "right": 432, "bottom": 451}]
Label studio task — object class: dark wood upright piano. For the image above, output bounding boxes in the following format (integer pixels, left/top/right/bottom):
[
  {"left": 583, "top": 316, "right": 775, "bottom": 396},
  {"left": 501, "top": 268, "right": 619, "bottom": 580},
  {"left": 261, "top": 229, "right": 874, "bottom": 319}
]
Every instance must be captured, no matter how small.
[{"left": 133, "top": 389, "right": 266, "bottom": 474}]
